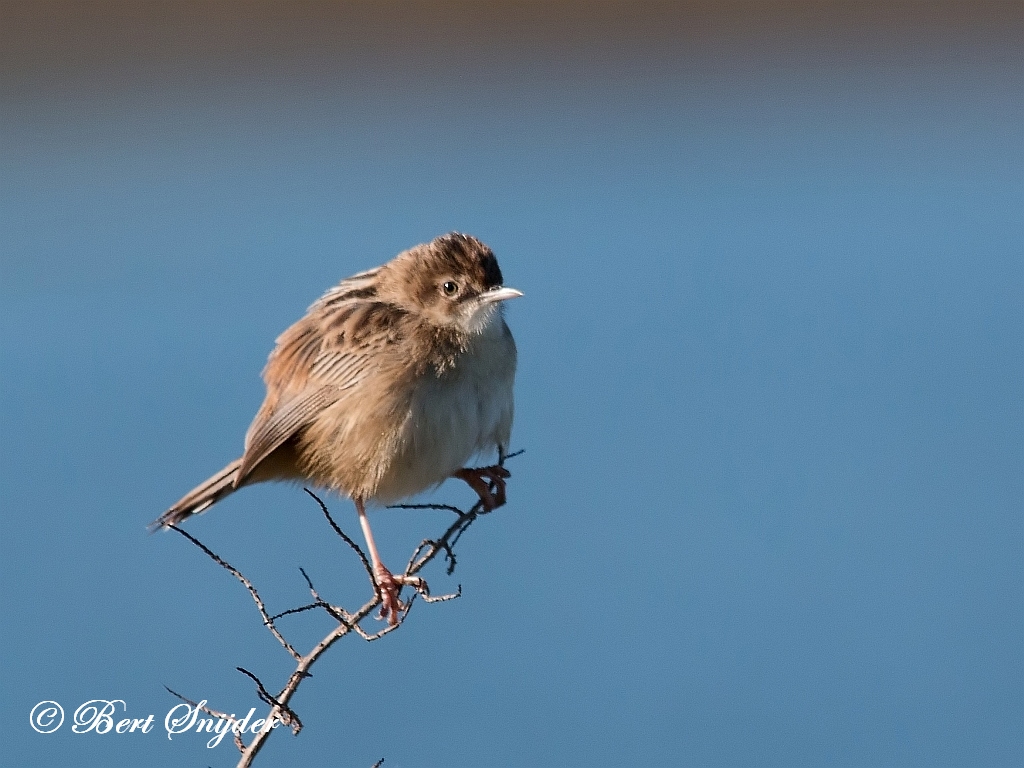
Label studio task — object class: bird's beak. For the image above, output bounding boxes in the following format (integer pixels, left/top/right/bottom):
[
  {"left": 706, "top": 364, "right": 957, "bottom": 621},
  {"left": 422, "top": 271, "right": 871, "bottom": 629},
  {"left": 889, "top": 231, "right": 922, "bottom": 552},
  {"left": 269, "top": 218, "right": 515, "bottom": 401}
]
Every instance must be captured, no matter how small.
[{"left": 479, "top": 286, "right": 524, "bottom": 304}]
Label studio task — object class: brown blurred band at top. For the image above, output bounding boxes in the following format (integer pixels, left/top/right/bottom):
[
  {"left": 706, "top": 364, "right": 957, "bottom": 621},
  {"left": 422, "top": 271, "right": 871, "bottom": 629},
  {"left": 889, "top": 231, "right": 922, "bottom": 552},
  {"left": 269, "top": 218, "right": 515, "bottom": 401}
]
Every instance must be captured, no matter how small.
[{"left": 1, "top": 0, "right": 1020, "bottom": 91}]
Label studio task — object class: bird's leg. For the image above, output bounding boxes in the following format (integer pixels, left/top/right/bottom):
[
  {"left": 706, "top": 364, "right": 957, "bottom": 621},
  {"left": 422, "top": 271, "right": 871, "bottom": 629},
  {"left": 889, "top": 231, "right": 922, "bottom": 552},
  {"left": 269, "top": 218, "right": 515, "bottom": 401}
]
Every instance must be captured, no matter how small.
[
  {"left": 355, "top": 497, "right": 423, "bottom": 625},
  {"left": 453, "top": 465, "right": 511, "bottom": 510}
]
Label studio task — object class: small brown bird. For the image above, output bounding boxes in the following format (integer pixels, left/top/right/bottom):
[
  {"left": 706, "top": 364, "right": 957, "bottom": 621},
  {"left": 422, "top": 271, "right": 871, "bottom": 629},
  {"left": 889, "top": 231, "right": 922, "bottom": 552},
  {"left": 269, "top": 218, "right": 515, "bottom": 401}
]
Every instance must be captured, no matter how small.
[{"left": 152, "top": 233, "right": 521, "bottom": 624}]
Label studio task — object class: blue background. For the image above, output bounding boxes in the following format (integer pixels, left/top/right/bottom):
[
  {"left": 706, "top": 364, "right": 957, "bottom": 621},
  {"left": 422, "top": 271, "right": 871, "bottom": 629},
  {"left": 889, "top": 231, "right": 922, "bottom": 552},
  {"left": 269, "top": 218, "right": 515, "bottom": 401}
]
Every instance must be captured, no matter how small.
[{"left": 2, "top": 3, "right": 1021, "bottom": 766}]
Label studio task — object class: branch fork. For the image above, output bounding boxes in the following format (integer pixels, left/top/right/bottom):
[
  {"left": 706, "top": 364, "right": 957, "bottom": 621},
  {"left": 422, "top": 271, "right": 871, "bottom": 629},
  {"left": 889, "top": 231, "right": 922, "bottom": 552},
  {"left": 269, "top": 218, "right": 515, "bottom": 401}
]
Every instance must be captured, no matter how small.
[{"left": 164, "top": 450, "right": 521, "bottom": 767}]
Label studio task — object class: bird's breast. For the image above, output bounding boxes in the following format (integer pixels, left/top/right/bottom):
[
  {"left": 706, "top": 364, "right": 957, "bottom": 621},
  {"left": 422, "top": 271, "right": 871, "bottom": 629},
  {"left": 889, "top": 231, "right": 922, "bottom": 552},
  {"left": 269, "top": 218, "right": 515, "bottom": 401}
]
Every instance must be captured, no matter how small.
[{"left": 372, "top": 319, "right": 516, "bottom": 503}]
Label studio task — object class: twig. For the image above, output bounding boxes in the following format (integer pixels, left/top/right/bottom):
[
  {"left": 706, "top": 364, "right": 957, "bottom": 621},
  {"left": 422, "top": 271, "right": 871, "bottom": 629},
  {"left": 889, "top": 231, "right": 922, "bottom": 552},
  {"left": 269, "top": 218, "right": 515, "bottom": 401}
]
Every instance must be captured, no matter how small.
[
  {"left": 168, "top": 525, "right": 302, "bottom": 662},
  {"left": 304, "top": 489, "right": 375, "bottom": 585},
  {"left": 386, "top": 502, "right": 467, "bottom": 516},
  {"left": 236, "top": 667, "right": 302, "bottom": 733},
  {"left": 163, "top": 451, "right": 521, "bottom": 768}
]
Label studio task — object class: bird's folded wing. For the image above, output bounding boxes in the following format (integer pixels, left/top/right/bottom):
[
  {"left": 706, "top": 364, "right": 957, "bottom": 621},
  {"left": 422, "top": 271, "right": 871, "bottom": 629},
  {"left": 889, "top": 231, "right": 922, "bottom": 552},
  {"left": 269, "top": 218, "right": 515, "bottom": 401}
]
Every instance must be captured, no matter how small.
[
  {"left": 236, "top": 384, "right": 342, "bottom": 483},
  {"left": 235, "top": 291, "right": 409, "bottom": 486}
]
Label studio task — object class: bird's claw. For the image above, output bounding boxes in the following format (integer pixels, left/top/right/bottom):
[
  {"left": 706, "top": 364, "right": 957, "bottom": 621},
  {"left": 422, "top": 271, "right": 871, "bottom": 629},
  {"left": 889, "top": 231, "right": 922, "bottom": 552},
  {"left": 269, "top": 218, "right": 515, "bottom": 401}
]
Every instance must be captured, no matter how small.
[
  {"left": 373, "top": 564, "right": 427, "bottom": 625},
  {"left": 373, "top": 564, "right": 404, "bottom": 625},
  {"left": 454, "top": 465, "right": 511, "bottom": 510}
]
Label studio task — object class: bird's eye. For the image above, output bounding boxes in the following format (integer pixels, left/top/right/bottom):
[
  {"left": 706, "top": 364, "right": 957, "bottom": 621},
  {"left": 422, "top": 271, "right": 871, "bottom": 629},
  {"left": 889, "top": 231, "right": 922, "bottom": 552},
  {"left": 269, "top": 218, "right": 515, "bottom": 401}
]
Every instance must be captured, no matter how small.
[{"left": 442, "top": 281, "right": 459, "bottom": 296}]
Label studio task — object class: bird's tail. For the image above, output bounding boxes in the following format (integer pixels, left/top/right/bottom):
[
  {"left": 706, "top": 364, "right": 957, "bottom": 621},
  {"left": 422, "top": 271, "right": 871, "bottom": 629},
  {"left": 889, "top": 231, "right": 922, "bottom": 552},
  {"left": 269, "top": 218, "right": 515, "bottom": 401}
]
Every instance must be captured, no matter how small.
[{"left": 149, "top": 458, "right": 243, "bottom": 531}]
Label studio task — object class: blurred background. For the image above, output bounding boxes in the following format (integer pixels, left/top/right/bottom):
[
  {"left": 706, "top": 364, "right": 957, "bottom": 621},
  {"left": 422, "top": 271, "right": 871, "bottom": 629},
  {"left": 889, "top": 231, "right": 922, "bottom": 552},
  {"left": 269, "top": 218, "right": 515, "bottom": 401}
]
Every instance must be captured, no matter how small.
[{"left": 2, "top": 2, "right": 1021, "bottom": 766}]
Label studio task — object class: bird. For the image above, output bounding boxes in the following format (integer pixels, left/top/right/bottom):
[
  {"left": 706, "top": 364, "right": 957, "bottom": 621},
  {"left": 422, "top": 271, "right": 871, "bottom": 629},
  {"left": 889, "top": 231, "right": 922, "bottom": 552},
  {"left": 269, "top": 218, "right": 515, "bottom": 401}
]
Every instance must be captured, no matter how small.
[{"left": 151, "top": 232, "right": 521, "bottom": 624}]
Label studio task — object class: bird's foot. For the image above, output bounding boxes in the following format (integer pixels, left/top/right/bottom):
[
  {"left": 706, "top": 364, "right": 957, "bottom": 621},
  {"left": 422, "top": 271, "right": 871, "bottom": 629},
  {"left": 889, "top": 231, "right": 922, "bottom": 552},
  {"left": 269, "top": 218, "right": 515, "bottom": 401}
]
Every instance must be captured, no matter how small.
[
  {"left": 453, "top": 465, "right": 511, "bottom": 510},
  {"left": 373, "top": 563, "right": 426, "bottom": 626}
]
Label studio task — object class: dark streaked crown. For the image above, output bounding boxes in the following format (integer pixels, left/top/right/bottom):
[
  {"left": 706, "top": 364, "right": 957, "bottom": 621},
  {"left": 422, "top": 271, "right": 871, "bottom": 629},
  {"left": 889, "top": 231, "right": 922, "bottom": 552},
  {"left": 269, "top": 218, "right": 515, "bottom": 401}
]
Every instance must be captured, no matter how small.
[
  {"left": 381, "top": 232, "right": 505, "bottom": 313},
  {"left": 427, "top": 232, "right": 504, "bottom": 289}
]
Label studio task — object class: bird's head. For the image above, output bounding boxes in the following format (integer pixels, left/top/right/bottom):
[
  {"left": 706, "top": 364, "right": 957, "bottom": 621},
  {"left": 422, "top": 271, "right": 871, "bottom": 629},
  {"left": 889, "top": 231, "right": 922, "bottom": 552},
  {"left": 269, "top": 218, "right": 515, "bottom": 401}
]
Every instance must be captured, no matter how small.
[{"left": 381, "top": 233, "right": 522, "bottom": 334}]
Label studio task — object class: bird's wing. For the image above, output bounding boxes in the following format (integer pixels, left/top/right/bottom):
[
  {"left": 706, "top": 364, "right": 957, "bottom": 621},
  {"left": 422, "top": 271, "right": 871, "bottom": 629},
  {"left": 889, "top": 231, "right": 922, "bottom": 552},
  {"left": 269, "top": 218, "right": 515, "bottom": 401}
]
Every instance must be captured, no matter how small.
[
  {"left": 236, "top": 383, "right": 340, "bottom": 482},
  {"left": 236, "top": 270, "right": 409, "bottom": 484}
]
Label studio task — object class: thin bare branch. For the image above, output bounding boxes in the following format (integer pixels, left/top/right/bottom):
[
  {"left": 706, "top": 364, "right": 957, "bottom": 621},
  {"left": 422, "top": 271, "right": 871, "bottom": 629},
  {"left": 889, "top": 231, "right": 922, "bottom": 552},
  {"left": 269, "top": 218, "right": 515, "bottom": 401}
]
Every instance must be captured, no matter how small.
[
  {"left": 267, "top": 602, "right": 322, "bottom": 622},
  {"left": 236, "top": 667, "right": 302, "bottom": 734},
  {"left": 163, "top": 451, "right": 522, "bottom": 768},
  {"left": 386, "top": 502, "right": 467, "bottom": 516},
  {"left": 420, "top": 584, "right": 462, "bottom": 603},
  {"left": 303, "top": 489, "right": 375, "bottom": 585},
  {"left": 168, "top": 525, "right": 302, "bottom": 662}
]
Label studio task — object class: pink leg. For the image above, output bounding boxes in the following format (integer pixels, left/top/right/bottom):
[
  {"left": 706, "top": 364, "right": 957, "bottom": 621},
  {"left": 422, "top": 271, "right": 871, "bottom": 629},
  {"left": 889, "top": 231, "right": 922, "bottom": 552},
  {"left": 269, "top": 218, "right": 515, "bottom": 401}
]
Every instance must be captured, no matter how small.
[
  {"left": 355, "top": 497, "right": 408, "bottom": 626},
  {"left": 453, "top": 465, "right": 511, "bottom": 510}
]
